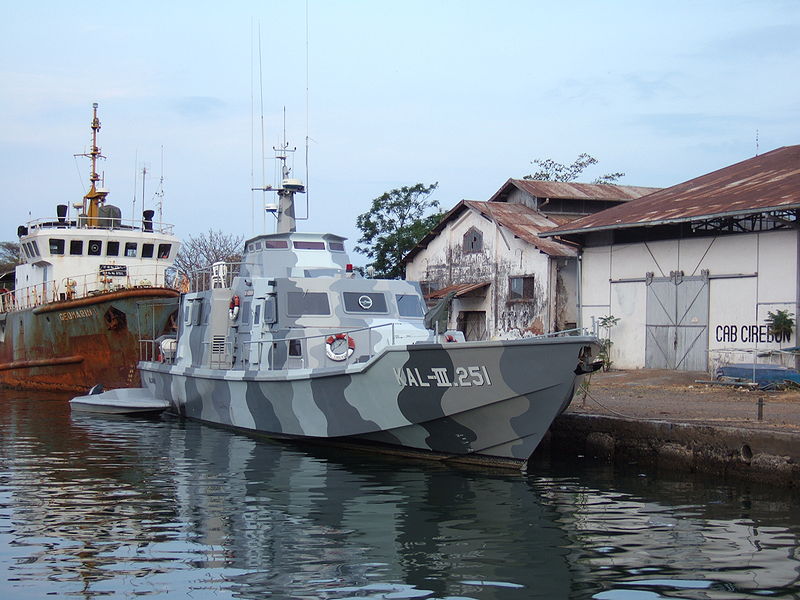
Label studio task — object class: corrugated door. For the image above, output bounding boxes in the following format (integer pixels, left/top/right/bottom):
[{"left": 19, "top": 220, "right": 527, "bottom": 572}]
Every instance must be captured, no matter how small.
[{"left": 645, "top": 271, "right": 709, "bottom": 371}]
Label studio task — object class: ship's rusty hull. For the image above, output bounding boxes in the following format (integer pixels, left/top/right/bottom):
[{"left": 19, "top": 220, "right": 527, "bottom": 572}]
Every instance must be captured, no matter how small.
[{"left": 0, "top": 288, "right": 179, "bottom": 393}]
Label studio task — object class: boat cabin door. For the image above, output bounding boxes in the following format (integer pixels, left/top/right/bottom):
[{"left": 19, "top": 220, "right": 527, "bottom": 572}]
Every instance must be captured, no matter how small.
[{"left": 248, "top": 294, "right": 277, "bottom": 367}]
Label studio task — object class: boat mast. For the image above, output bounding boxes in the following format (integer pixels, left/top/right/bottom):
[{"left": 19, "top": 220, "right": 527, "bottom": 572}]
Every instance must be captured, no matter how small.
[
  {"left": 76, "top": 103, "right": 108, "bottom": 227},
  {"left": 252, "top": 140, "right": 305, "bottom": 234}
]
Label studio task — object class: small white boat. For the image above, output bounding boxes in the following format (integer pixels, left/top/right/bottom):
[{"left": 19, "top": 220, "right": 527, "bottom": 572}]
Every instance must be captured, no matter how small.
[{"left": 70, "top": 385, "right": 169, "bottom": 415}]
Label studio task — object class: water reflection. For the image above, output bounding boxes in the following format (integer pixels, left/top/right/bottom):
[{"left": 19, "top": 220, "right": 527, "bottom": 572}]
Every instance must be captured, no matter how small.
[{"left": 1, "top": 388, "right": 800, "bottom": 599}]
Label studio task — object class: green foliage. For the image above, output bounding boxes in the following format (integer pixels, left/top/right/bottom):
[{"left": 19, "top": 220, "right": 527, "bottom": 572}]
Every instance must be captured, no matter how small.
[
  {"left": 596, "top": 315, "right": 620, "bottom": 372},
  {"left": 0, "top": 241, "right": 21, "bottom": 275},
  {"left": 765, "top": 309, "right": 795, "bottom": 343},
  {"left": 524, "top": 153, "right": 624, "bottom": 184},
  {"left": 355, "top": 182, "right": 443, "bottom": 279}
]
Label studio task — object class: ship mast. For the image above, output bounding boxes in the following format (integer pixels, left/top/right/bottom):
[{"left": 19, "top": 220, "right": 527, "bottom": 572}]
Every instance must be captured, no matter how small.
[
  {"left": 76, "top": 102, "right": 108, "bottom": 227},
  {"left": 253, "top": 140, "right": 306, "bottom": 234}
]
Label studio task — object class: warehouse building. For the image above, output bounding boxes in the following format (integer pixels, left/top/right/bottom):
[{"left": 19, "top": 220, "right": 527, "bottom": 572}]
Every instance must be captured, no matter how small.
[{"left": 542, "top": 146, "right": 800, "bottom": 372}]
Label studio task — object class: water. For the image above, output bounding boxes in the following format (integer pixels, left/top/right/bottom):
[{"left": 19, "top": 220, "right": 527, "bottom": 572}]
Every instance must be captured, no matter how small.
[{"left": 2, "top": 389, "right": 800, "bottom": 599}]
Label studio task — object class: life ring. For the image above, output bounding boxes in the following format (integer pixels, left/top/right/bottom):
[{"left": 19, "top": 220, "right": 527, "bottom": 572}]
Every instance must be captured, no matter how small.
[
  {"left": 228, "top": 295, "right": 240, "bottom": 320},
  {"left": 445, "top": 334, "right": 457, "bottom": 343},
  {"left": 325, "top": 333, "right": 355, "bottom": 361}
]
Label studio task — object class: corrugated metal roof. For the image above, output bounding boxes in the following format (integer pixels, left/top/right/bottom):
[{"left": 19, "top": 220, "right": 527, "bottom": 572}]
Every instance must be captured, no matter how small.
[
  {"left": 488, "top": 178, "right": 660, "bottom": 203},
  {"left": 542, "top": 145, "right": 800, "bottom": 237},
  {"left": 427, "top": 281, "right": 490, "bottom": 299},
  {"left": 462, "top": 201, "right": 578, "bottom": 257},
  {"left": 402, "top": 200, "right": 578, "bottom": 264}
]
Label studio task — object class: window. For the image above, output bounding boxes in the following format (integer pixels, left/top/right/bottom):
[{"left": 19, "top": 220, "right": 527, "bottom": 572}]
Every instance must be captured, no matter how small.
[
  {"left": 328, "top": 241, "right": 345, "bottom": 252},
  {"left": 253, "top": 303, "right": 261, "bottom": 325},
  {"left": 22, "top": 244, "right": 31, "bottom": 259},
  {"left": 288, "top": 339, "right": 302, "bottom": 357},
  {"left": 293, "top": 241, "right": 325, "bottom": 250},
  {"left": 49, "top": 238, "right": 65, "bottom": 255},
  {"left": 509, "top": 276, "right": 535, "bottom": 301},
  {"left": 141, "top": 243, "right": 154, "bottom": 258},
  {"left": 88, "top": 240, "right": 102, "bottom": 256},
  {"left": 264, "top": 240, "right": 289, "bottom": 249},
  {"left": 31, "top": 241, "right": 40, "bottom": 257},
  {"left": 69, "top": 240, "right": 83, "bottom": 255},
  {"left": 157, "top": 244, "right": 171, "bottom": 259},
  {"left": 342, "top": 292, "right": 388, "bottom": 313},
  {"left": 106, "top": 241, "right": 120, "bottom": 256},
  {"left": 125, "top": 242, "right": 137, "bottom": 257},
  {"left": 396, "top": 294, "right": 424, "bottom": 317},
  {"left": 463, "top": 227, "right": 483, "bottom": 253},
  {"left": 286, "top": 292, "right": 330, "bottom": 316}
]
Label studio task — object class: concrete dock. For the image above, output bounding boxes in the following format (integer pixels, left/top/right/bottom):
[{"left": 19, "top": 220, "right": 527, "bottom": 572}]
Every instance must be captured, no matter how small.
[{"left": 538, "top": 369, "right": 800, "bottom": 487}]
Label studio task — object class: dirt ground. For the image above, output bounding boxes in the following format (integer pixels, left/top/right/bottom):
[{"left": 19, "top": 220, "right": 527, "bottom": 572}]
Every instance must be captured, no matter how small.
[{"left": 566, "top": 369, "right": 800, "bottom": 432}]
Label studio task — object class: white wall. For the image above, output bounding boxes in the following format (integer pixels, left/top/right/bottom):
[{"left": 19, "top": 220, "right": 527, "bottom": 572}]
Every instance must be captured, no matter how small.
[
  {"left": 580, "top": 229, "right": 798, "bottom": 370},
  {"left": 405, "top": 208, "right": 561, "bottom": 337}
]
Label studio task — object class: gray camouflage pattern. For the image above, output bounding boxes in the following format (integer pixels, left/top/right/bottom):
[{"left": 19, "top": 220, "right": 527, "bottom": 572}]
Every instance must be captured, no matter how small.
[{"left": 138, "top": 230, "right": 600, "bottom": 467}]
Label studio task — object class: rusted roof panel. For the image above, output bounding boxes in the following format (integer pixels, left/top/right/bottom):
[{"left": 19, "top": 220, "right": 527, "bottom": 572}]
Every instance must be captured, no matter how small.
[
  {"left": 427, "top": 281, "right": 490, "bottom": 299},
  {"left": 403, "top": 199, "right": 579, "bottom": 264},
  {"left": 488, "top": 178, "right": 660, "bottom": 203},
  {"left": 463, "top": 200, "right": 578, "bottom": 257},
  {"left": 543, "top": 146, "right": 800, "bottom": 237}
]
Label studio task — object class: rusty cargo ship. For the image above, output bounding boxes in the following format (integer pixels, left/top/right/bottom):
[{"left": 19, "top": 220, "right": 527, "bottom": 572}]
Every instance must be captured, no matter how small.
[{"left": 0, "top": 103, "right": 181, "bottom": 393}]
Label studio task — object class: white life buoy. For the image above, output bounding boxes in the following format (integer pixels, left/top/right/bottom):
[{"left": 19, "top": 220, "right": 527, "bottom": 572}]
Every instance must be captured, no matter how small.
[
  {"left": 325, "top": 333, "right": 355, "bottom": 361},
  {"left": 228, "top": 295, "right": 240, "bottom": 320}
]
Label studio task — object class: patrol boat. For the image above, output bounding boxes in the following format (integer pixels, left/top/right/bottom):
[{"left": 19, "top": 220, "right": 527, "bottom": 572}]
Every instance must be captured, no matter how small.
[
  {"left": 136, "top": 152, "right": 600, "bottom": 468},
  {"left": 0, "top": 103, "right": 181, "bottom": 392}
]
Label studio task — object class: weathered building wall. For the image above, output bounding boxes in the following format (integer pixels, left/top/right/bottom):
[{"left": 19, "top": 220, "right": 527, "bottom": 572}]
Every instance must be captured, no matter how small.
[
  {"left": 580, "top": 229, "right": 799, "bottom": 370},
  {"left": 406, "top": 210, "right": 560, "bottom": 338}
]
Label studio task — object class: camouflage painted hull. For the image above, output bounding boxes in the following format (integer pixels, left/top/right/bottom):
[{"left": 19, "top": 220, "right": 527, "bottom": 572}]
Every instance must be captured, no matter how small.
[
  {"left": 0, "top": 289, "right": 179, "bottom": 393},
  {"left": 139, "top": 336, "right": 598, "bottom": 466}
]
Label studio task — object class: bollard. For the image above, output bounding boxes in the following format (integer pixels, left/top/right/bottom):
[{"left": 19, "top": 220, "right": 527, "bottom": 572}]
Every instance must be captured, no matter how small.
[{"left": 757, "top": 396, "right": 764, "bottom": 421}]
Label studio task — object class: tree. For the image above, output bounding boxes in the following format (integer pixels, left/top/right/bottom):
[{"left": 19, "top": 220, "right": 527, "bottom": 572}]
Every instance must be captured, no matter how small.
[
  {"left": 355, "top": 182, "right": 443, "bottom": 279},
  {"left": 524, "top": 153, "right": 624, "bottom": 184},
  {"left": 173, "top": 229, "right": 244, "bottom": 278},
  {"left": 0, "top": 241, "right": 20, "bottom": 275}
]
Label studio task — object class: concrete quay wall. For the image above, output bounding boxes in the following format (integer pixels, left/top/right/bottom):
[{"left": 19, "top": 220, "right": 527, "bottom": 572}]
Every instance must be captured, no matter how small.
[{"left": 540, "top": 413, "right": 800, "bottom": 487}]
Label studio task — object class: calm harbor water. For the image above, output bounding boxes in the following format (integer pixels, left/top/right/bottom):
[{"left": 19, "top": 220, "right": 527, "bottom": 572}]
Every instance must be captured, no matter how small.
[{"left": 2, "top": 389, "right": 800, "bottom": 599}]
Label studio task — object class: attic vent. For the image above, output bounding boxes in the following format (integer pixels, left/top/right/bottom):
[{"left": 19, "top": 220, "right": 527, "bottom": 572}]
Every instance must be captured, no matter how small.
[
  {"left": 463, "top": 227, "right": 483, "bottom": 253},
  {"left": 211, "top": 336, "right": 227, "bottom": 353}
]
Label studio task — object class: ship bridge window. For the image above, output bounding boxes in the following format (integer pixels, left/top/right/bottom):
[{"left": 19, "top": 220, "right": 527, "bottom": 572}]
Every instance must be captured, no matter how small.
[
  {"left": 293, "top": 241, "right": 325, "bottom": 250},
  {"left": 157, "top": 243, "right": 171, "bottom": 259},
  {"left": 22, "top": 244, "right": 32, "bottom": 259},
  {"left": 396, "top": 294, "right": 425, "bottom": 317},
  {"left": 69, "top": 240, "right": 83, "bottom": 255},
  {"left": 264, "top": 240, "right": 289, "bottom": 249},
  {"left": 106, "top": 241, "right": 120, "bottom": 256},
  {"left": 343, "top": 292, "right": 388, "bottom": 314},
  {"left": 88, "top": 240, "right": 102, "bottom": 256},
  {"left": 30, "top": 241, "right": 40, "bottom": 257},
  {"left": 286, "top": 291, "right": 330, "bottom": 316},
  {"left": 328, "top": 242, "right": 345, "bottom": 252},
  {"left": 125, "top": 242, "right": 137, "bottom": 257},
  {"left": 49, "top": 238, "right": 65, "bottom": 255},
  {"left": 142, "top": 243, "right": 154, "bottom": 258}
]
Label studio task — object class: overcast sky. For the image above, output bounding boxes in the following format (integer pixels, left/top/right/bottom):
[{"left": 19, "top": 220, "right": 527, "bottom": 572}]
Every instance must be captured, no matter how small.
[{"left": 3, "top": 1, "right": 798, "bottom": 264}]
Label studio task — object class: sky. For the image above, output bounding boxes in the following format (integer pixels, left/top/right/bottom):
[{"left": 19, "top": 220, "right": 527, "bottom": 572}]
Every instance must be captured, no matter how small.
[{"left": 2, "top": 1, "right": 799, "bottom": 265}]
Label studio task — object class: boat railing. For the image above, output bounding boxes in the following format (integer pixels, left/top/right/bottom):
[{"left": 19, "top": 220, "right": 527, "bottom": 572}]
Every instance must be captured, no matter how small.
[
  {"left": 242, "top": 322, "right": 399, "bottom": 371},
  {"left": 0, "top": 264, "right": 177, "bottom": 313},
  {"left": 530, "top": 326, "right": 595, "bottom": 338},
  {"left": 187, "top": 262, "right": 242, "bottom": 292},
  {"left": 25, "top": 216, "right": 175, "bottom": 236}
]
